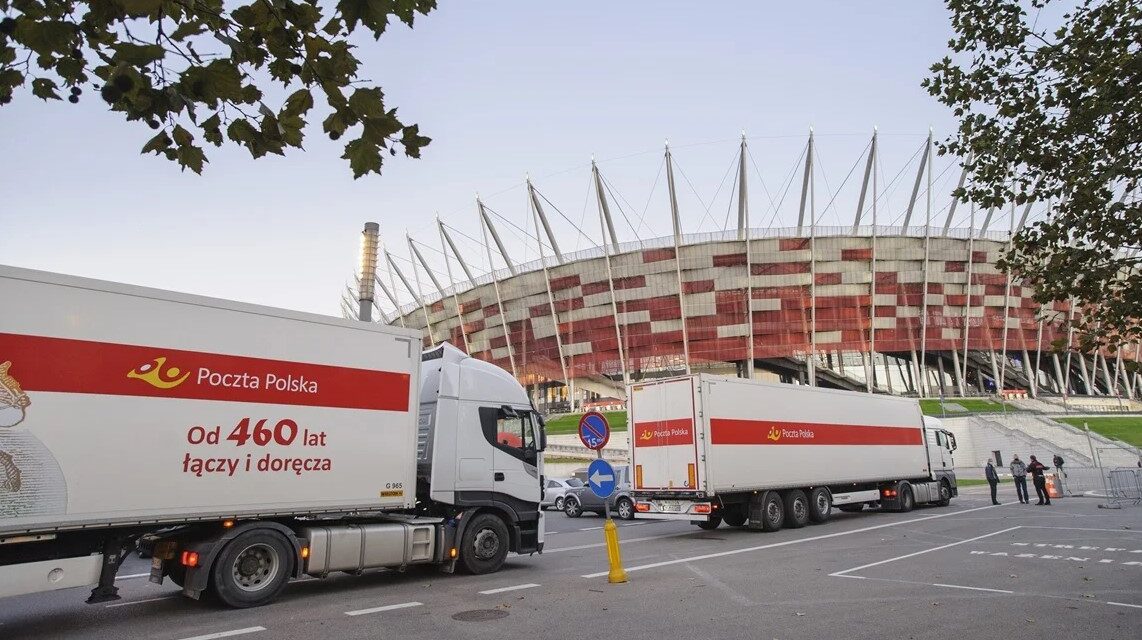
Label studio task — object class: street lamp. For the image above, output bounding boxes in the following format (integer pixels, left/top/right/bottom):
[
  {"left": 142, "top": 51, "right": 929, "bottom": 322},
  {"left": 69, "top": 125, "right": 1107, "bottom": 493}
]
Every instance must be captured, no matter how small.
[{"left": 358, "top": 222, "right": 380, "bottom": 322}]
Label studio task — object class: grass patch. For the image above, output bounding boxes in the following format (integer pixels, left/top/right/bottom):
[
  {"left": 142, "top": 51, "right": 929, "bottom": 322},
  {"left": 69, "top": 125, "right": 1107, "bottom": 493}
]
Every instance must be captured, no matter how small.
[
  {"left": 1057, "top": 416, "right": 1142, "bottom": 447},
  {"left": 544, "top": 410, "right": 628, "bottom": 435},
  {"left": 920, "top": 398, "right": 1015, "bottom": 416}
]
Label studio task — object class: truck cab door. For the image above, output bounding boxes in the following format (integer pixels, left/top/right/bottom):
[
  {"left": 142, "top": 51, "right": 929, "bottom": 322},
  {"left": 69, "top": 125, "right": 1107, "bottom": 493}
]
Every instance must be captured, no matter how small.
[{"left": 480, "top": 406, "right": 542, "bottom": 507}]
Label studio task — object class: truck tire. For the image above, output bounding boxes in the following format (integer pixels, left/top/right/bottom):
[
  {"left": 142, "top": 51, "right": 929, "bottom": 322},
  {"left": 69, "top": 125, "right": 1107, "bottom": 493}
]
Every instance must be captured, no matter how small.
[
  {"left": 782, "top": 490, "right": 809, "bottom": 528},
  {"left": 936, "top": 480, "right": 952, "bottom": 507},
  {"left": 722, "top": 506, "right": 747, "bottom": 527},
  {"left": 695, "top": 516, "right": 722, "bottom": 530},
  {"left": 807, "top": 487, "right": 832, "bottom": 523},
  {"left": 209, "top": 530, "right": 293, "bottom": 608},
  {"left": 899, "top": 484, "right": 915, "bottom": 513},
  {"left": 564, "top": 496, "right": 583, "bottom": 518},
  {"left": 615, "top": 497, "right": 635, "bottom": 521},
  {"left": 460, "top": 513, "right": 510, "bottom": 575},
  {"left": 759, "top": 491, "right": 784, "bottom": 532}
]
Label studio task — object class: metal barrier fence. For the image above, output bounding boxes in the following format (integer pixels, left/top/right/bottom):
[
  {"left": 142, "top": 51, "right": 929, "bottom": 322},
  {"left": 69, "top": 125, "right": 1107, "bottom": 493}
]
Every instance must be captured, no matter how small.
[{"left": 1106, "top": 468, "right": 1142, "bottom": 506}]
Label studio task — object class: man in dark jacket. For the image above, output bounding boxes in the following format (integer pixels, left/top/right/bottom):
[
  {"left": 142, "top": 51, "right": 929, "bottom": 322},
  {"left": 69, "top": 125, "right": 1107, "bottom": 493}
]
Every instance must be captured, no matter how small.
[
  {"left": 1027, "top": 455, "right": 1051, "bottom": 505},
  {"left": 985, "top": 460, "right": 1000, "bottom": 505}
]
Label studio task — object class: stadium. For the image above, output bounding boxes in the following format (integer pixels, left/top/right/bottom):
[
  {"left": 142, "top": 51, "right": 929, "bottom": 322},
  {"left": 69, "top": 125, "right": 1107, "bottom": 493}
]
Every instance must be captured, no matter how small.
[{"left": 349, "top": 132, "right": 1140, "bottom": 413}]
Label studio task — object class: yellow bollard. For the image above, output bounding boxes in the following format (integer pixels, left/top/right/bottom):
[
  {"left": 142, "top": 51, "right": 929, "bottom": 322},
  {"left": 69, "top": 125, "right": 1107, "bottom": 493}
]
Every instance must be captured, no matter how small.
[{"left": 603, "top": 518, "right": 628, "bottom": 584}]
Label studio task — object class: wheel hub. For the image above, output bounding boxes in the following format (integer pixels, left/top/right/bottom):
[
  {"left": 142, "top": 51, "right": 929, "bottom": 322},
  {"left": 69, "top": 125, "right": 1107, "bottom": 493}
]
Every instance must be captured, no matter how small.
[
  {"left": 232, "top": 543, "right": 279, "bottom": 592},
  {"left": 473, "top": 528, "right": 500, "bottom": 560}
]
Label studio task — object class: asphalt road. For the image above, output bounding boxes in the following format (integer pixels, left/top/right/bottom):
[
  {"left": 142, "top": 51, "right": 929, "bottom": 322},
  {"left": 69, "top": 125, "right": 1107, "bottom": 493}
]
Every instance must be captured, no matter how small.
[{"left": 2, "top": 488, "right": 1139, "bottom": 640}]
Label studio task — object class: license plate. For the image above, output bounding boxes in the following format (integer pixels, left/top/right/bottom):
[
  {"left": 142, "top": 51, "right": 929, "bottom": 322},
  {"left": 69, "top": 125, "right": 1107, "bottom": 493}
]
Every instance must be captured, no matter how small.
[{"left": 658, "top": 500, "right": 681, "bottom": 513}]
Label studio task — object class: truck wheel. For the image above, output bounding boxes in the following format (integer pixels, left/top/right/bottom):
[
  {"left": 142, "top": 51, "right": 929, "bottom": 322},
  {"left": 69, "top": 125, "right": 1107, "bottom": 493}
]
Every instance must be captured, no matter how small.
[
  {"left": 722, "top": 507, "right": 747, "bottom": 527},
  {"left": 782, "top": 490, "right": 809, "bottom": 528},
  {"left": 695, "top": 516, "right": 722, "bottom": 530},
  {"left": 807, "top": 487, "right": 832, "bottom": 523},
  {"left": 554, "top": 497, "right": 565, "bottom": 511},
  {"left": 936, "top": 480, "right": 952, "bottom": 507},
  {"left": 564, "top": 496, "right": 583, "bottom": 518},
  {"left": 460, "top": 513, "right": 510, "bottom": 575},
  {"left": 209, "top": 530, "right": 292, "bottom": 608},
  {"left": 899, "top": 484, "right": 915, "bottom": 512},
  {"left": 760, "top": 491, "right": 784, "bottom": 532},
  {"left": 615, "top": 498, "right": 635, "bottom": 521}
]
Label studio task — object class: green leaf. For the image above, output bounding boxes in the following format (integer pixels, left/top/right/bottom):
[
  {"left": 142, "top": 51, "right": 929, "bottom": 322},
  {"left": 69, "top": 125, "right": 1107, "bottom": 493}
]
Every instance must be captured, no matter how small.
[
  {"left": 170, "top": 21, "right": 207, "bottom": 42},
  {"left": 176, "top": 143, "right": 207, "bottom": 174},
  {"left": 282, "top": 89, "right": 313, "bottom": 116},
  {"left": 141, "top": 130, "right": 172, "bottom": 154},
  {"left": 115, "top": 0, "right": 164, "bottom": 16},
  {"left": 342, "top": 138, "right": 381, "bottom": 179},
  {"left": 31, "top": 77, "right": 60, "bottom": 100},
  {"left": 201, "top": 113, "right": 223, "bottom": 146},
  {"left": 348, "top": 87, "right": 384, "bottom": 119},
  {"left": 171, "top": 124, "right": 193, "bottom": 147}
]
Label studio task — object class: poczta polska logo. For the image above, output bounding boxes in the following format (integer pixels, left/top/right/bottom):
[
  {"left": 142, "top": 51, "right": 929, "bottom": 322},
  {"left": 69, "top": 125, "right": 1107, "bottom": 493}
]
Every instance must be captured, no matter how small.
[{"left": 128, "top": 357, "right": 191, "bottom": 389}]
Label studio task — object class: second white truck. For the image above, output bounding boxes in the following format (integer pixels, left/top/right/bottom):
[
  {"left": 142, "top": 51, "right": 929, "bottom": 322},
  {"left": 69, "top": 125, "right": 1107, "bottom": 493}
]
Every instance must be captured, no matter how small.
[{"left": 628, "top": 374, "right": 957, "bottom": 530}]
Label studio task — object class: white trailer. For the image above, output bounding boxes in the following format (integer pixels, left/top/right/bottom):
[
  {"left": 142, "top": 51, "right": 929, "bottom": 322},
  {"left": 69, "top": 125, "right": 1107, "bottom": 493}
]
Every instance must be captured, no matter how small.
[
  {"left": 0, "top": 266, "right": 547, "bottom": 607},
  {"left": 627, "top": 375, "right": 957, "bottom": 530}
]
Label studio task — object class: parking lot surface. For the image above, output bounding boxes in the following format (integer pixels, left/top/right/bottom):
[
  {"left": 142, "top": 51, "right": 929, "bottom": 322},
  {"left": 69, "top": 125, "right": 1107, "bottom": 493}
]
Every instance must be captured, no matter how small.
[{"left": 1, "top": 488, "right": 1138, "bottom": 640}]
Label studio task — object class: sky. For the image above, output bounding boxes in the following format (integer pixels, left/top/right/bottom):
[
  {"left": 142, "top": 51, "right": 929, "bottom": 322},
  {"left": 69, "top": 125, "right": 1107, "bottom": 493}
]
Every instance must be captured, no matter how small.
[{"left": 0, "top": 1, "right": 986, "bottom": 317}]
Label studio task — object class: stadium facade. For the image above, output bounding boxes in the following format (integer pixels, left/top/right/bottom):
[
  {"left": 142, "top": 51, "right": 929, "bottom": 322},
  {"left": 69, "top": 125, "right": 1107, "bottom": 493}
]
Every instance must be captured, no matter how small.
[{"left": 356, "top": 134, "right": 1139, "bottom": 411}]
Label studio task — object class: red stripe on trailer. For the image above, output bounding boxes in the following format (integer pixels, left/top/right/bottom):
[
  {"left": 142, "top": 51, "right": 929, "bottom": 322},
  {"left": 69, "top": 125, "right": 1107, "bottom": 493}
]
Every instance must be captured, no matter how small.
[
  {"left": 709, "top": 418, "right": 921, "bottom": 446},
  {"left": 632, "top": 418, "right": 695, "bottom": 447},
  {"left": 0, "top": 332, "right": 410, "bottom": 411}
]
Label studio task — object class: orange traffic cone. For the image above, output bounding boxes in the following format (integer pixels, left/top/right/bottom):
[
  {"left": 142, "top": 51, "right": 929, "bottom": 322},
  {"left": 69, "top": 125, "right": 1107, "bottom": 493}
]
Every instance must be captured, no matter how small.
[{"left": 1045, "top": 474, "right": 1063, "bottom": 499}]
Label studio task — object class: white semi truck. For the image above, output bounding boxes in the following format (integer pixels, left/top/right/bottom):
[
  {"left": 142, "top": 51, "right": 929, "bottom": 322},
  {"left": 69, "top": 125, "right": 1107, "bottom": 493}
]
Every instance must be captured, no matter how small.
[
  {"left": 0, "top": 266, "right": 546, "bottom": 607},
  {"left": 627, "top": 374, "right": 957, "bottom": 530}
]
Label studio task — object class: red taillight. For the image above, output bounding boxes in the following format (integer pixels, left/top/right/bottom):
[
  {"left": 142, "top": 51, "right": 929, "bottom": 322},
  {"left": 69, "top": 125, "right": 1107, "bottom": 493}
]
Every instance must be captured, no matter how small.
[
  {"left": 693, "top": 504, "right": 712, "bottom": 514},
  {"left": 882, "top": 489, "right": 897, "bottom": 498},
  {"left": 180, "top": 550, "right": 199, "bottom": 567},
  {"left": 635, "top": 503, "right": 651, "bottom": 512}
]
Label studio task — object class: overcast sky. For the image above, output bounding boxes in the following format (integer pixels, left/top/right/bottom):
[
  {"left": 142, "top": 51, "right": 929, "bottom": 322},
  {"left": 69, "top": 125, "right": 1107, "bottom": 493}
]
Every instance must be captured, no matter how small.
[{"left": 1, "top": 1, "right": 990, "bottom": 317}]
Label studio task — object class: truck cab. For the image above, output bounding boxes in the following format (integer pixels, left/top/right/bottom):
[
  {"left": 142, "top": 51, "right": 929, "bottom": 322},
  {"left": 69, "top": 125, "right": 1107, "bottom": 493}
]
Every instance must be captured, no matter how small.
[
  {"left": 416, "top": 343, "right": 546, "bottom": 559},
  {"left": 923, "top": 415, "right": 958, "bottom": 493}
]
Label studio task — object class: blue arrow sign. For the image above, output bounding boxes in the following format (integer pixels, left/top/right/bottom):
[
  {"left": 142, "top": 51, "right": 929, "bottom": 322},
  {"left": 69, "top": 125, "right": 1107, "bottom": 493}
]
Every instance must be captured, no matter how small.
[{"left": 587, "top": 458, "right": 617, "bottom": 499}]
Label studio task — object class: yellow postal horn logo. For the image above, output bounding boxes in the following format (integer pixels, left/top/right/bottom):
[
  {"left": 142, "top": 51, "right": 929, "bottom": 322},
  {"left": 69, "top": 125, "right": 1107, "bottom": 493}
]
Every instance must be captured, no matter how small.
[
  {"left": 127, "top": 357, "right": 190, "bottom": 389},
  {"left": 639, "top": 429, "right": 654, "bottom": 441},
  {"left": 767, "top": 426, "right": 781, "bottom": 442}
]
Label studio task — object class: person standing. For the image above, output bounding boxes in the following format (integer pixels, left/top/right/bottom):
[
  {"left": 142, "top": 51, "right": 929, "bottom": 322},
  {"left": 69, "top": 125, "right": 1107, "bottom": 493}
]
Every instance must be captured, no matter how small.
[
  {"left": 985, "top": 460, "right": 1000, "bottom": 505},
  {"left": 1027, "top": 455, "right": 1051, "bottom": 505},
  {"left": 1010, "top": 455, "right": 1029, "bottom": 504}
]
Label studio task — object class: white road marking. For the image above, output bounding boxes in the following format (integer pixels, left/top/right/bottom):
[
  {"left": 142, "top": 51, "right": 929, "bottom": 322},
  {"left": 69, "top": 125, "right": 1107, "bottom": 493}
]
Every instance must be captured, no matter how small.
[
  {"left": 105, "top": 595, "right": 178, "bottom": 608},
  {"left": 579, "top": 526, "right": 604, "bottom": 531},
  {"left": 478, "top": 583, "right": 540, "bottom": 595},
  {"left": 931, "top": 582, "right": 1014, "bottom": 594},
  {"left": 177, "top": 628, "right": 265, "bottom": 640},
  {"left": 1107, "top": 601, "right": 1142, "bottom": 609},
  {"left": 582, "top": 503, "right": 1012, "bottom": 578},
  {"left": 1020, "top": 526, "right": 1142, "bottom": 533},
  {"left": 549, "top": 531, "right": 694, "bottom": 554},
  {"left": 831, "top": 526, "right": 1021, "bottom": 577},
  {"left": 344, "top": 601, "right": 423, "bottom": 616},
  {"left": 115, "top": 573, "right": 151, "bottom": 580}
]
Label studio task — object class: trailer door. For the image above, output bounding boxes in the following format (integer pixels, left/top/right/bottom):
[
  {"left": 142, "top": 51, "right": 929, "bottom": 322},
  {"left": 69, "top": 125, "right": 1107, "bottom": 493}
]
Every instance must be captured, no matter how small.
[{"left": 629, "top": 378, "right": 700, "bottom": 492}]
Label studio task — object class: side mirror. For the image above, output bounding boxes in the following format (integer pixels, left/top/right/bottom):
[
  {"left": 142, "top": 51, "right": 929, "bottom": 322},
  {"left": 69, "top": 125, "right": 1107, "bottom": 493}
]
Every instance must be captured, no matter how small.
[
  {"left": 499, "top": 405, "right": 518, "bottom": 419},
  {"left": 946, "top": 432, "right": 958, "bottom": 452},
  {"left": 536, "top": 412, "right": 547, "bottom": 452}
]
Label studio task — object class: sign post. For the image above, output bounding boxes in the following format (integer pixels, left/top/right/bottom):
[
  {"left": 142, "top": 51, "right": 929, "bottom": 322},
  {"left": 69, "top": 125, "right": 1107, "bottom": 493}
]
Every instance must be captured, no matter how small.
[{"left": 580, "top": 412, "right": 627, "bottom": 584}]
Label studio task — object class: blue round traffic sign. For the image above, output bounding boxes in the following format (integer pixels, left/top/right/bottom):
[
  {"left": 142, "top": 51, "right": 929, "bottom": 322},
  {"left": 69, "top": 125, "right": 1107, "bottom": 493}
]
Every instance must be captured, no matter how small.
[
  {"left": 587, "top": 459, "right": 617, "bottom": 499},
  {"left": 578, "top": 411, "right": 610, "bottom": 450}
]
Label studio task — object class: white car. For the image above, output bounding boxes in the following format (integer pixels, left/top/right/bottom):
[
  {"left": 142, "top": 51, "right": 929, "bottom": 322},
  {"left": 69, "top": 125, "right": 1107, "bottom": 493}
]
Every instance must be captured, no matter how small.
[{"left": 542, "top": 477, "right": 584, "bottom": 511}]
